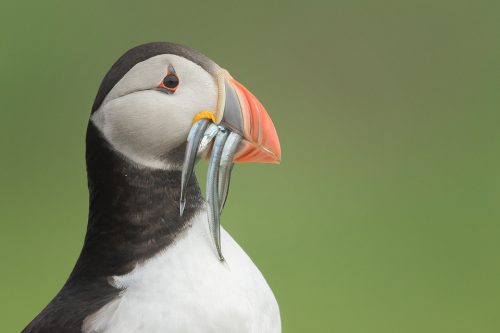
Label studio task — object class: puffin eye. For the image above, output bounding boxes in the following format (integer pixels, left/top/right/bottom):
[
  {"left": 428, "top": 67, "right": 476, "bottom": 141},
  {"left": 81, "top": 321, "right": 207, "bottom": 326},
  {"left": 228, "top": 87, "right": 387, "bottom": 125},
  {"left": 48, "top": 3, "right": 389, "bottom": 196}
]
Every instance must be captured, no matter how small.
[
  {"left": 157, "top": 66, "right": 179, "bottom": 93},
  {"left": 162, "top": 74, "right": 179, "bottom": 89}
]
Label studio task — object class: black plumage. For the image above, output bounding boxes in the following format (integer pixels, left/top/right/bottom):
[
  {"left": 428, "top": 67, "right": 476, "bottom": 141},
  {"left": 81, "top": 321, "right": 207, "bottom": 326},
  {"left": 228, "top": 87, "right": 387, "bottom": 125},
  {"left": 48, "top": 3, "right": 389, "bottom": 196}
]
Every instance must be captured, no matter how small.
[{"left": 23, "top": 42, "right": 210, "bottom": 333}]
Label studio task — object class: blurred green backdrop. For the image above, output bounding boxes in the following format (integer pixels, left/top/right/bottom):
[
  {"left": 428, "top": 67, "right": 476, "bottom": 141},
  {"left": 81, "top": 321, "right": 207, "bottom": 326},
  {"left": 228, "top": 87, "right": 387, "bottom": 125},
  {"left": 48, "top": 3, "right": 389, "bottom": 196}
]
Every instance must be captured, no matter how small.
[{"left": 1, "top": 0, "right": 499, "bottom": 332}]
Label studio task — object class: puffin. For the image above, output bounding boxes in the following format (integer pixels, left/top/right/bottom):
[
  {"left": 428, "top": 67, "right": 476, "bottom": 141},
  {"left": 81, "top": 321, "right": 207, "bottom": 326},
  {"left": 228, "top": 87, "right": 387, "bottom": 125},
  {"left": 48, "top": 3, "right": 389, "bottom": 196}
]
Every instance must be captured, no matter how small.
[{"left": 22, "top": 42, "right": 282, "bottom": 333}]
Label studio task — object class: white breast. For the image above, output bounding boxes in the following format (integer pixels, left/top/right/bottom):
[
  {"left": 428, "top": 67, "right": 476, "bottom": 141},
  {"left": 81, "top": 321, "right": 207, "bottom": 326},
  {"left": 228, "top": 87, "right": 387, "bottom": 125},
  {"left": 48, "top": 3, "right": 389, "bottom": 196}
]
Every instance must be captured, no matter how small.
[{"left": 82, "top": 208, "right": 281, "bottom": 333}]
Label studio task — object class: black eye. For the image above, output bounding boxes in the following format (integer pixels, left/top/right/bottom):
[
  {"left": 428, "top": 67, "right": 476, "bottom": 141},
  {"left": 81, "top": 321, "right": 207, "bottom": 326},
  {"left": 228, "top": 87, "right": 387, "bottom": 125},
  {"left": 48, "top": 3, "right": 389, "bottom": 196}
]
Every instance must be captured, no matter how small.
[{"left": 162, "top": 74, "right": 179, "bottom": 89}]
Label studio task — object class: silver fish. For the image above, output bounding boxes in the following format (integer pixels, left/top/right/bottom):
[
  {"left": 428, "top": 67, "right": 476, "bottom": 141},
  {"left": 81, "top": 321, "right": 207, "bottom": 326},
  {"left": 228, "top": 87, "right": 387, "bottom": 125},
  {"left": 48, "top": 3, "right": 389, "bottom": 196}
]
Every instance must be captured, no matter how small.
[
  {"left": 197, "top": 123, "right": 219, "bottom": 157},
  {"left": 218, "top": 132, "right": 243, "bottom": 212},
  {"left": 179, "top": 119, "right": 209, "bottom": 216},
  {"left": 206, "top": 128, "right": 229, "bottom": 261}
]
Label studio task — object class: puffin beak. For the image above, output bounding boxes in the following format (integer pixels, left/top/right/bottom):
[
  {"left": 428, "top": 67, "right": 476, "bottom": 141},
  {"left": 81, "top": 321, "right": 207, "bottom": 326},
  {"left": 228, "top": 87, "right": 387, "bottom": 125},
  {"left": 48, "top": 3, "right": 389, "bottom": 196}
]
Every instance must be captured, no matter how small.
[
  {"left": 214, "top": 70, "right": 281, "bottom": 164},
  {"left": 180, "top": 69, "right": 281, "bottom": 261}
]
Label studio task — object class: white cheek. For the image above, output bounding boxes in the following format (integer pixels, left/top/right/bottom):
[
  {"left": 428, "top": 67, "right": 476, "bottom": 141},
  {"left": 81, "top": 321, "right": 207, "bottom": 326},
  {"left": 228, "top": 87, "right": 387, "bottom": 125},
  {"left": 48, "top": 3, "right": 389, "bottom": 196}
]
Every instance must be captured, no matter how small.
[
  {"left": 92, "top": 87, "right": 217, "bottom": 170},
  {"left": 102, "top": 91, "right": 191, "bottom": 159},
  {"left": 91, "top": 54, "right": 218, "bottom": 170}
]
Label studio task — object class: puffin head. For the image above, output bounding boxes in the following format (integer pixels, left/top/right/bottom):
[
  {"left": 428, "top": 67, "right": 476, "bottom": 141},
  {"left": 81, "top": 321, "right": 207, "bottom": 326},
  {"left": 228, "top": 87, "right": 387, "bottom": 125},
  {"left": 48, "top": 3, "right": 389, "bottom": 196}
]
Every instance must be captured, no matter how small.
[
  {"left": 89, "top": 42, "right": 281, "bottom": 261},
  {"left": 91, "top": 42, "right": 280, "bottom": 170}
]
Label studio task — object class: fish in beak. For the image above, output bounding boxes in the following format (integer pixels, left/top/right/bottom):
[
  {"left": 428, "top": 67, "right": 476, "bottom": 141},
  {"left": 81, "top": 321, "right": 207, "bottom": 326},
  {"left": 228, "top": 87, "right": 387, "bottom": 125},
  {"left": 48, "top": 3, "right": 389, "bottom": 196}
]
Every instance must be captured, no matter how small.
[{"left": 180, "top": 69, "right": 281, "bottom": 261}]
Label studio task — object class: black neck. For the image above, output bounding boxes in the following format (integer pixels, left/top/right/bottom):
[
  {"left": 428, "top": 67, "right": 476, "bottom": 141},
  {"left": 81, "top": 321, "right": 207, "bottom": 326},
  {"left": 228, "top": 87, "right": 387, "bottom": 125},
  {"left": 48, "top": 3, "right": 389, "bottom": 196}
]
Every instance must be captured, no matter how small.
[{"left": 69, "top": 122, "right": 204, "bottom": 281}]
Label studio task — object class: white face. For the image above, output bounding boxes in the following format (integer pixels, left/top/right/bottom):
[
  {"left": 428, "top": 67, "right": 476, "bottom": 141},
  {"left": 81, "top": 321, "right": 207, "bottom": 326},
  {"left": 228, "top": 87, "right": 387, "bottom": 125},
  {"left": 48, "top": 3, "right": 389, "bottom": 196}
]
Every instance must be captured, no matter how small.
[{"left": 91, "top": 54, "right": 218, "bottom": 169}]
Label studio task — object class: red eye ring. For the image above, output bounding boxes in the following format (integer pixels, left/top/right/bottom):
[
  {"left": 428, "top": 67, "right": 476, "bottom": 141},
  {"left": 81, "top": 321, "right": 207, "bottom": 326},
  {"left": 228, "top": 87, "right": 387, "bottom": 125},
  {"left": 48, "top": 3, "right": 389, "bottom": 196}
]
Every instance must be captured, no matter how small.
[{"left": 157, "top": 66, "right": 179, "bottom": 93}]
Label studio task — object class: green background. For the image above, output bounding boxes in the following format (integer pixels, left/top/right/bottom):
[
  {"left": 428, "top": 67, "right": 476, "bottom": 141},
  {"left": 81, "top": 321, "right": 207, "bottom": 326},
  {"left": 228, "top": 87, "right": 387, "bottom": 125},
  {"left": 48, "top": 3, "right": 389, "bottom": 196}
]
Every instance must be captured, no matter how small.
[{"left": 1, "top": 1, "right": 499, "bottom": 332}]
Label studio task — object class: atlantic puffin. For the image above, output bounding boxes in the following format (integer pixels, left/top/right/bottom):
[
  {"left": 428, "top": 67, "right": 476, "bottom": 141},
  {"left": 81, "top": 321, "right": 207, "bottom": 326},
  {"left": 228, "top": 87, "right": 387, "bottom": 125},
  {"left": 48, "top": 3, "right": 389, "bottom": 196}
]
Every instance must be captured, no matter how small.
[{"left": 22, "top": 42, "right": 281, "bottom": 333}]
